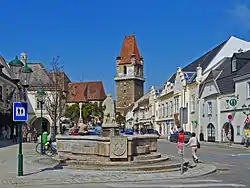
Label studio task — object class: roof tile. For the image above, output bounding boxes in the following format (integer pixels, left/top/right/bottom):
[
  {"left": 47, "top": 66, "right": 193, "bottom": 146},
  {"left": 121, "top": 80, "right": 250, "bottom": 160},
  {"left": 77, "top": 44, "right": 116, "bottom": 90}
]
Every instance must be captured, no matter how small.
[
  {"left": 67, "top": 81, "right": 106, "bottom": 103},
  {"left": 118, "top": 35, "right": 141, "bottom": 65}
]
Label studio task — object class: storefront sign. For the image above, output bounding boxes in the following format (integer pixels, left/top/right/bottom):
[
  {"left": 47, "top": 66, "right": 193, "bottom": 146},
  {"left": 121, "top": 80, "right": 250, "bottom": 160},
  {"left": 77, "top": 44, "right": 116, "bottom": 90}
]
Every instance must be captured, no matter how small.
[{"left": 229, "top": 99, "right": 237, "bottom": 106}]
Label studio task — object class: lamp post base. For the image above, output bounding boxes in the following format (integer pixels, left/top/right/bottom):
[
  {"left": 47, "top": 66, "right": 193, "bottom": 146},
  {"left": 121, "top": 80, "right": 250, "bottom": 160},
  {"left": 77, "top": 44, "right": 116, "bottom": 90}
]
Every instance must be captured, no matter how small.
[{"left": 18, "top": 154, "right": 23, "bottom": 176}]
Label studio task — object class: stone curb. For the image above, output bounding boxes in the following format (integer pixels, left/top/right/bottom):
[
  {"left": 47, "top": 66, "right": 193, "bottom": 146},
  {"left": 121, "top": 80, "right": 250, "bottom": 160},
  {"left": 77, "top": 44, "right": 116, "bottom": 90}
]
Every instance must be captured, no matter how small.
[{"left": 0, "top": 164, "right": 217, "bottom": 186}]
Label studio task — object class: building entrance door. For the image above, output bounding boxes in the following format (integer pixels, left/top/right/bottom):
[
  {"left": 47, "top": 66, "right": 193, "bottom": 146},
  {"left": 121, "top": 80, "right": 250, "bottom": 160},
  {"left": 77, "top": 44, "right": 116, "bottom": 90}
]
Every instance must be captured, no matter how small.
[{"left": 207, "top": 123, "right": 215, "bottom": 142}]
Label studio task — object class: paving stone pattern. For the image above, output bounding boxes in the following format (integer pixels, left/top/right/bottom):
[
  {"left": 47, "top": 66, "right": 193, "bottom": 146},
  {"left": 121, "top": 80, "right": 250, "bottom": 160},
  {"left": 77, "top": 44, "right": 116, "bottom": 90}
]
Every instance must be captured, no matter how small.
[{"left": 0, "top": 143, "right": 216, "bottom": 187}]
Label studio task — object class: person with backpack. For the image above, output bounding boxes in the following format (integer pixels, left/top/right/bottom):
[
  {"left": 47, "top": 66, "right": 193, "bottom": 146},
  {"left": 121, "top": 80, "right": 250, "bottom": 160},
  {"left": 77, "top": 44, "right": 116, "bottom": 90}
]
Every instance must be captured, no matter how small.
[{"left": 186, "top": 132, "right": 200, "bottom": 163}]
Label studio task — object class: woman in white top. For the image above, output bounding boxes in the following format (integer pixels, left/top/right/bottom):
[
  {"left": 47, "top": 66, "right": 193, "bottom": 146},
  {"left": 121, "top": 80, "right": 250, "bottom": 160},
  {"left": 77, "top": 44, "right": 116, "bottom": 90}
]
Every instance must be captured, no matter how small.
[{"left": 186, "top": 132, "right": 199, "bottom": 163}]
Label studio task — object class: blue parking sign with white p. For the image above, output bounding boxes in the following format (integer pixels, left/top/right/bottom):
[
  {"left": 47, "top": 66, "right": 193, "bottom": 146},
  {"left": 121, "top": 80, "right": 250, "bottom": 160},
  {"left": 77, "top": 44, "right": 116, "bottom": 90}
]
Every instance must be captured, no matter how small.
[{"left": 13, "top": 102, "right": 28, "bottom": 121}]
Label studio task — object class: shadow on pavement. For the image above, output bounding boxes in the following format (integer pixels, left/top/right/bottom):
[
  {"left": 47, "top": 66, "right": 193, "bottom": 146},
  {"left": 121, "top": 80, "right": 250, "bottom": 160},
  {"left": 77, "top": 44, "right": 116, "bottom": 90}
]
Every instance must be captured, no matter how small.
[
  {"left": 0, "top": 139, "right": 18, "bottom": 148},
  {"left": 24, "top": 163, "right": 63, "bottom": 176}
]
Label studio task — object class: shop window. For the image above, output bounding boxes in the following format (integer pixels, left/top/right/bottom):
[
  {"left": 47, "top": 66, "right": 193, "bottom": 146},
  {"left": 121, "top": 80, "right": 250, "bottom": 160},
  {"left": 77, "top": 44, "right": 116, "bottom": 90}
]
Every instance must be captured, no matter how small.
[
  {"left": 247, "top": 82, "right": 250, "bottom": 99},
  {"left": 36, "top": 98, "right": 42, "bottom": 109},
  {"left": 170, "top": 101, "right": 173, "bottom": 117},
  {"left": 237, "top": 126, "right": 240, "bottom": 136},
  {"left": 207, "top": 102, "right": 212, "bottom": 116},
  {"left": 202, "top": 103, "right": 205, "bottom": 117},
  {"left": 166, "top": 102, "right": 168, "bottom": 117},
  {"left": 191, "top": 95, "right": 195, "bottom": 112}
]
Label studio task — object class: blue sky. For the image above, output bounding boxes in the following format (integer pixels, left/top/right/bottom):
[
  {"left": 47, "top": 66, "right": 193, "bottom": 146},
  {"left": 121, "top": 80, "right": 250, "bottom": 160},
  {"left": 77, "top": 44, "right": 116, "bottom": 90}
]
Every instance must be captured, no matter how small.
[{"left": 1, "top": 0, "right": 250, "bottom": 97}]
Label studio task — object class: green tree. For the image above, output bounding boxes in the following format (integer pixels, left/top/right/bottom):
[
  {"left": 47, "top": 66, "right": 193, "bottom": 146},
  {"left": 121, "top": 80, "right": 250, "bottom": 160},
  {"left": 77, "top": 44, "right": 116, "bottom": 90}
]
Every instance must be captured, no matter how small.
[
  {"left": 65, "top": 103, "right": 105, "bottom": 123},
  {"left": 65, "top": 104, "right": 80, "bottom": 121}
]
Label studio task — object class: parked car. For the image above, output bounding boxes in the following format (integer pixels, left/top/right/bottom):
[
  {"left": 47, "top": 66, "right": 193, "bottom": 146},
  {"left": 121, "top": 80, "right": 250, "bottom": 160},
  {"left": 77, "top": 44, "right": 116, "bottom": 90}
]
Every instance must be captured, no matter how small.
[
  {"left": 170, "top": 132, "right": 178, "bottom": 143},
  {"left": 184, "top": 131, "right": 192, "bottom": 143}
]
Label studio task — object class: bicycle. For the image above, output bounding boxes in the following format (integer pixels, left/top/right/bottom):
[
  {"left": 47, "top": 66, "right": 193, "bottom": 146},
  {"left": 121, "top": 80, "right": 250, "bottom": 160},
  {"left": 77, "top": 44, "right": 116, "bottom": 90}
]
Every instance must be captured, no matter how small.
[{"left": 36, "top": 141, "right": 57, "bottom": 156}]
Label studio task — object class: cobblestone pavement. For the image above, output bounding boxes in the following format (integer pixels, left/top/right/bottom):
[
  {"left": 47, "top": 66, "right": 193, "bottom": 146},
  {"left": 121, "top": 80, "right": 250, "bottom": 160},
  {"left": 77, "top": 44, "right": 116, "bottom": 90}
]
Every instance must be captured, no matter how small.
[
  {"left": 0, "top": 143, "right": 218, "bottom": 187},
  {"left": 158, "top": 139, "right": 250, "bottom": 187}
]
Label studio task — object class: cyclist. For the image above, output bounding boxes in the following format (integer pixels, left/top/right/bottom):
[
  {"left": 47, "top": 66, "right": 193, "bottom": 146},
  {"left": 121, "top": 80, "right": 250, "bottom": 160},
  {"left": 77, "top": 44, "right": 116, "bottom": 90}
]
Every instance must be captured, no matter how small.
[{"left": 42, "top": 131, "right": 49, "bottom": 152}]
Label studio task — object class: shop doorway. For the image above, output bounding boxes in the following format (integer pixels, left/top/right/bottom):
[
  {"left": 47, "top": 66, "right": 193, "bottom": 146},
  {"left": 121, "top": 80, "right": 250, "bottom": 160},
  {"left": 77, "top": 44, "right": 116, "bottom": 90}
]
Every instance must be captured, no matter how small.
[
  {"left": 222, "top": 122, "right": 234, "bottom": 142},
  {"left": 207, "top": 123, "right": 216, "bottom": 142}
]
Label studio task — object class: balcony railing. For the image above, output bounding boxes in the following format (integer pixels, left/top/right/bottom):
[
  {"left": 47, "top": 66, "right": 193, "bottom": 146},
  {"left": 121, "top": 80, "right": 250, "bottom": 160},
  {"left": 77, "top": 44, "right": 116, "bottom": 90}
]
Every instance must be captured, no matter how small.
[{"left": 114, "top": 73, "right": 145, "bottom": 81}]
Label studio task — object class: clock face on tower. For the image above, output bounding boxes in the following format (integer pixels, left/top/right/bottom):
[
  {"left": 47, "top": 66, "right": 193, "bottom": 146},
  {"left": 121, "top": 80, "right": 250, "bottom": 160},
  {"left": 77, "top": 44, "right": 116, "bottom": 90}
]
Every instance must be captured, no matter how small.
[{"left": 128, "top": 68, "right": 133, "bottom": 75}]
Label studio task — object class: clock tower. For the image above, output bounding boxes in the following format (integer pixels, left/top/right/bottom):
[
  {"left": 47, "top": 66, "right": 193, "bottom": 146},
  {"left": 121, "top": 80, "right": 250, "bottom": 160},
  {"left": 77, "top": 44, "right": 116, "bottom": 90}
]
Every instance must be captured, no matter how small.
[{"left": 114, "top": 34, "right": 145, "bottom": 115}]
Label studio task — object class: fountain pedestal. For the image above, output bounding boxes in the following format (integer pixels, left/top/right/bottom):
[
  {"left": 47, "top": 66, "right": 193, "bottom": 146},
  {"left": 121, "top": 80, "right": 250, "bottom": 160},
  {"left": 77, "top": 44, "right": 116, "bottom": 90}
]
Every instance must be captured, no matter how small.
[{"left": 102, "top": 124, "right": 120, "bottom": 137}]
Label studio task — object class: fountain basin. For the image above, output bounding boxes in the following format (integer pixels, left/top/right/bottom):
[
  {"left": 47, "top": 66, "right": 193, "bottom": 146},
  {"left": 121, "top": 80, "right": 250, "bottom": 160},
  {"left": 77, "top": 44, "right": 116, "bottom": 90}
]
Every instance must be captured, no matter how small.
[{"left": 56, "top": 134, "right": 159, "bottom": 162}]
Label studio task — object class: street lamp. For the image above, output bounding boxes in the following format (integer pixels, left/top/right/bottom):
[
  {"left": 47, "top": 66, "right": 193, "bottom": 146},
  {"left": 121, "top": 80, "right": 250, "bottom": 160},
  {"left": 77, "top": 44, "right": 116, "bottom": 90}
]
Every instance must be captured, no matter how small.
[
  {"left": 242, "top": 104, "right": 250, "bottom": 116},
  {"left": 9, "top": 56, "right": 33, "bottom": 176},
  {"left": 36, "top": 88, "right": 46, "bottom": 155}
]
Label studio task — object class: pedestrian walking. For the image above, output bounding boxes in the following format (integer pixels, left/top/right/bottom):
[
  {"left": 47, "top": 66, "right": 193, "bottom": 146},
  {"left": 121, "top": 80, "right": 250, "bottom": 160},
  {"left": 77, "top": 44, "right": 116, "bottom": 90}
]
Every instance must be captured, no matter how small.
[
  {"left": 227, "top": 129, "right": 232, "bottom": 146},
  {"left": 12, "top": 127, "right": 17, "bottom": 144},
  {"left": 2, "top": 128, "right": 7, "bottom": 140},
  {"left": 33, "top": 128, "right": 38, "bottom": 142},
  {"left": 23, "top": 129, "right": 27, "bottom": 142},
  {"left": 186, "top": 132, "right": 199, "bottom": 163},
  {"left": 27, "top": 125, "right": 32, "bottom": 142}
]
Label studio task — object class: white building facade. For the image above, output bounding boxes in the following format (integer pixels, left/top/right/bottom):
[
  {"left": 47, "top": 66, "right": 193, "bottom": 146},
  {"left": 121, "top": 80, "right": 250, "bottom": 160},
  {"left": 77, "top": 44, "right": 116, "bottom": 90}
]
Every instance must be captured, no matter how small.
[
  {"left": 125, "top": 86, "right": 157, "bottom": 132},
  {"left": 199, "top": 51, "right": 250, "bottom": 143}
]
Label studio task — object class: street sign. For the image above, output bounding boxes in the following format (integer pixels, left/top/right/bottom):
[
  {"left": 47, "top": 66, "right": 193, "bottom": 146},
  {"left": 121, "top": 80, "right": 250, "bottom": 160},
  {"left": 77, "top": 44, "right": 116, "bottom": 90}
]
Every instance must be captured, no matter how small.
[
  {"left": 229, "top": 99, "right": 237, "bottom": 106},
  {"left": 177, "top": 142, "right": 184, "bottom": 149},
  {"left": 245, "top": 116, "right": 250, "bottom": 124},
  {"left": 13, "top": 102, "right": 28, "bottom": 122},
  {"left": 178, "top": 132, "right": 184, "bottom": 143},
  {"left": 228, "top": 114, "right": 233, "bottom": 121}
]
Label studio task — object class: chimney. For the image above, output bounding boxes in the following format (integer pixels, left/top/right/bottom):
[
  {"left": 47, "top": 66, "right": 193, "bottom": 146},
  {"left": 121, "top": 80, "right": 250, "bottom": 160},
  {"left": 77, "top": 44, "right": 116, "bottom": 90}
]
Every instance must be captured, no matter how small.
[
  {"left": 196, "top": 64, "right": 202, "bottom": 83},
  {"left": 20, "top": 52, "right": 27, "bottom": 65}
]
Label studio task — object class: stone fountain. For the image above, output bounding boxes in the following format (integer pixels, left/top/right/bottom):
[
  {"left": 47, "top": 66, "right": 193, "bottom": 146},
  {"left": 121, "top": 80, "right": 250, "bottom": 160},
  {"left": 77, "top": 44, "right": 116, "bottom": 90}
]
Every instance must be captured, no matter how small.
[{"left": 55, "top": 95, "right": 187, "bottom": 171}]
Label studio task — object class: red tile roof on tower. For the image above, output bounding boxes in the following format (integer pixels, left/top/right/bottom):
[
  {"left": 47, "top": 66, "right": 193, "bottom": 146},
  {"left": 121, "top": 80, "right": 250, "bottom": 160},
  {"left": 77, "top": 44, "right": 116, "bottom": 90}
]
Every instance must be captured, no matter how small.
[
  {"left": 67, "top": 81, "right": 106, "bottom": 103},
  {"left": 118, "top": 35, "right": 141, "bottom": 65}
]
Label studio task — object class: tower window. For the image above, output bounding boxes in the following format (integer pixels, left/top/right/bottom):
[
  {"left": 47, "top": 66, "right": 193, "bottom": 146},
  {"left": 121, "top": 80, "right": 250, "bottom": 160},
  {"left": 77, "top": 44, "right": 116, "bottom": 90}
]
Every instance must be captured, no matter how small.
[
  {"left": 124, "top": 90, "right": 126, "bottom": 93},
  {"left": 123, "top": 66, "right": 127, "bottom": 75}
]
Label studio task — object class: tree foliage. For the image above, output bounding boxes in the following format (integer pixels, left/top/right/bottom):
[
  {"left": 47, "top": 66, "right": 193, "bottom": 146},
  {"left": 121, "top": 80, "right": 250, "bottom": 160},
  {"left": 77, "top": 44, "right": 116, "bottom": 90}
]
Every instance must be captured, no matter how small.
[{"left": 65, "top": 103, "right": 105, "bottom": 123}]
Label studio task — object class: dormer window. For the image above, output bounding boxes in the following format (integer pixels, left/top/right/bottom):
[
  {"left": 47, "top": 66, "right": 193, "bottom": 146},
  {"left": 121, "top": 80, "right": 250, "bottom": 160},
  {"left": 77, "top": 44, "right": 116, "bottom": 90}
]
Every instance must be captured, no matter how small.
[{"left": 232, "top": 58, "right": 237, "bottom": 72}]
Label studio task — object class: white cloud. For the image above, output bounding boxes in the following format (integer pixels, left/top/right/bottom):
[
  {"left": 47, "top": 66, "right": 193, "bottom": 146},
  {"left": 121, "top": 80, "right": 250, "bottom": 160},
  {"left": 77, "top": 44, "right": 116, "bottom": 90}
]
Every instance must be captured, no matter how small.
[{"left": 229, "top": 4, "right": 250, "bottom": 29}]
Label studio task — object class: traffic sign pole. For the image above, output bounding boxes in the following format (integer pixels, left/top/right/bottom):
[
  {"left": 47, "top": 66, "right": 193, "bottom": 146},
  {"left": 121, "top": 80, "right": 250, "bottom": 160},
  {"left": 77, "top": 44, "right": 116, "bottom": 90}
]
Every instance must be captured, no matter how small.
[
  {"left": 13, "top": 102, "right": 28, "bottom": 176},
  {"left": 179, "top": 108, "right": 184, "bottom": 174},
  {"left": 18, "top": 122, "right": 23, "bottom": 176}
]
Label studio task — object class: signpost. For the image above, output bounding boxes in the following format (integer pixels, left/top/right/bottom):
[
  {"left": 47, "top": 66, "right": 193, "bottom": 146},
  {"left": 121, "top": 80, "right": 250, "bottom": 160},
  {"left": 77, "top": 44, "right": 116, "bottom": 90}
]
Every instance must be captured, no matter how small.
[
  {"left": 177, "top": 131, "right": 184, "bottom": 174},
  {"left": 178, "top": 107, "right": 186, "bottom": 174},
  {"left": 13, "top": 102, "right": 28, "bottom": 176},
  {"left": 13, "top": 102, "right": 28, "bottom": 122}
]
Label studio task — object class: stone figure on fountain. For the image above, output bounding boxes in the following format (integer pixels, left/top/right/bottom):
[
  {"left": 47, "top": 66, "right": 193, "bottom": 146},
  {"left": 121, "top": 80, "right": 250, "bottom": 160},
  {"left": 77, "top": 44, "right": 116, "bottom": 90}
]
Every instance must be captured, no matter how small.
[{"left": 102, "top": 94, "right": 116, "bottom": 125}]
